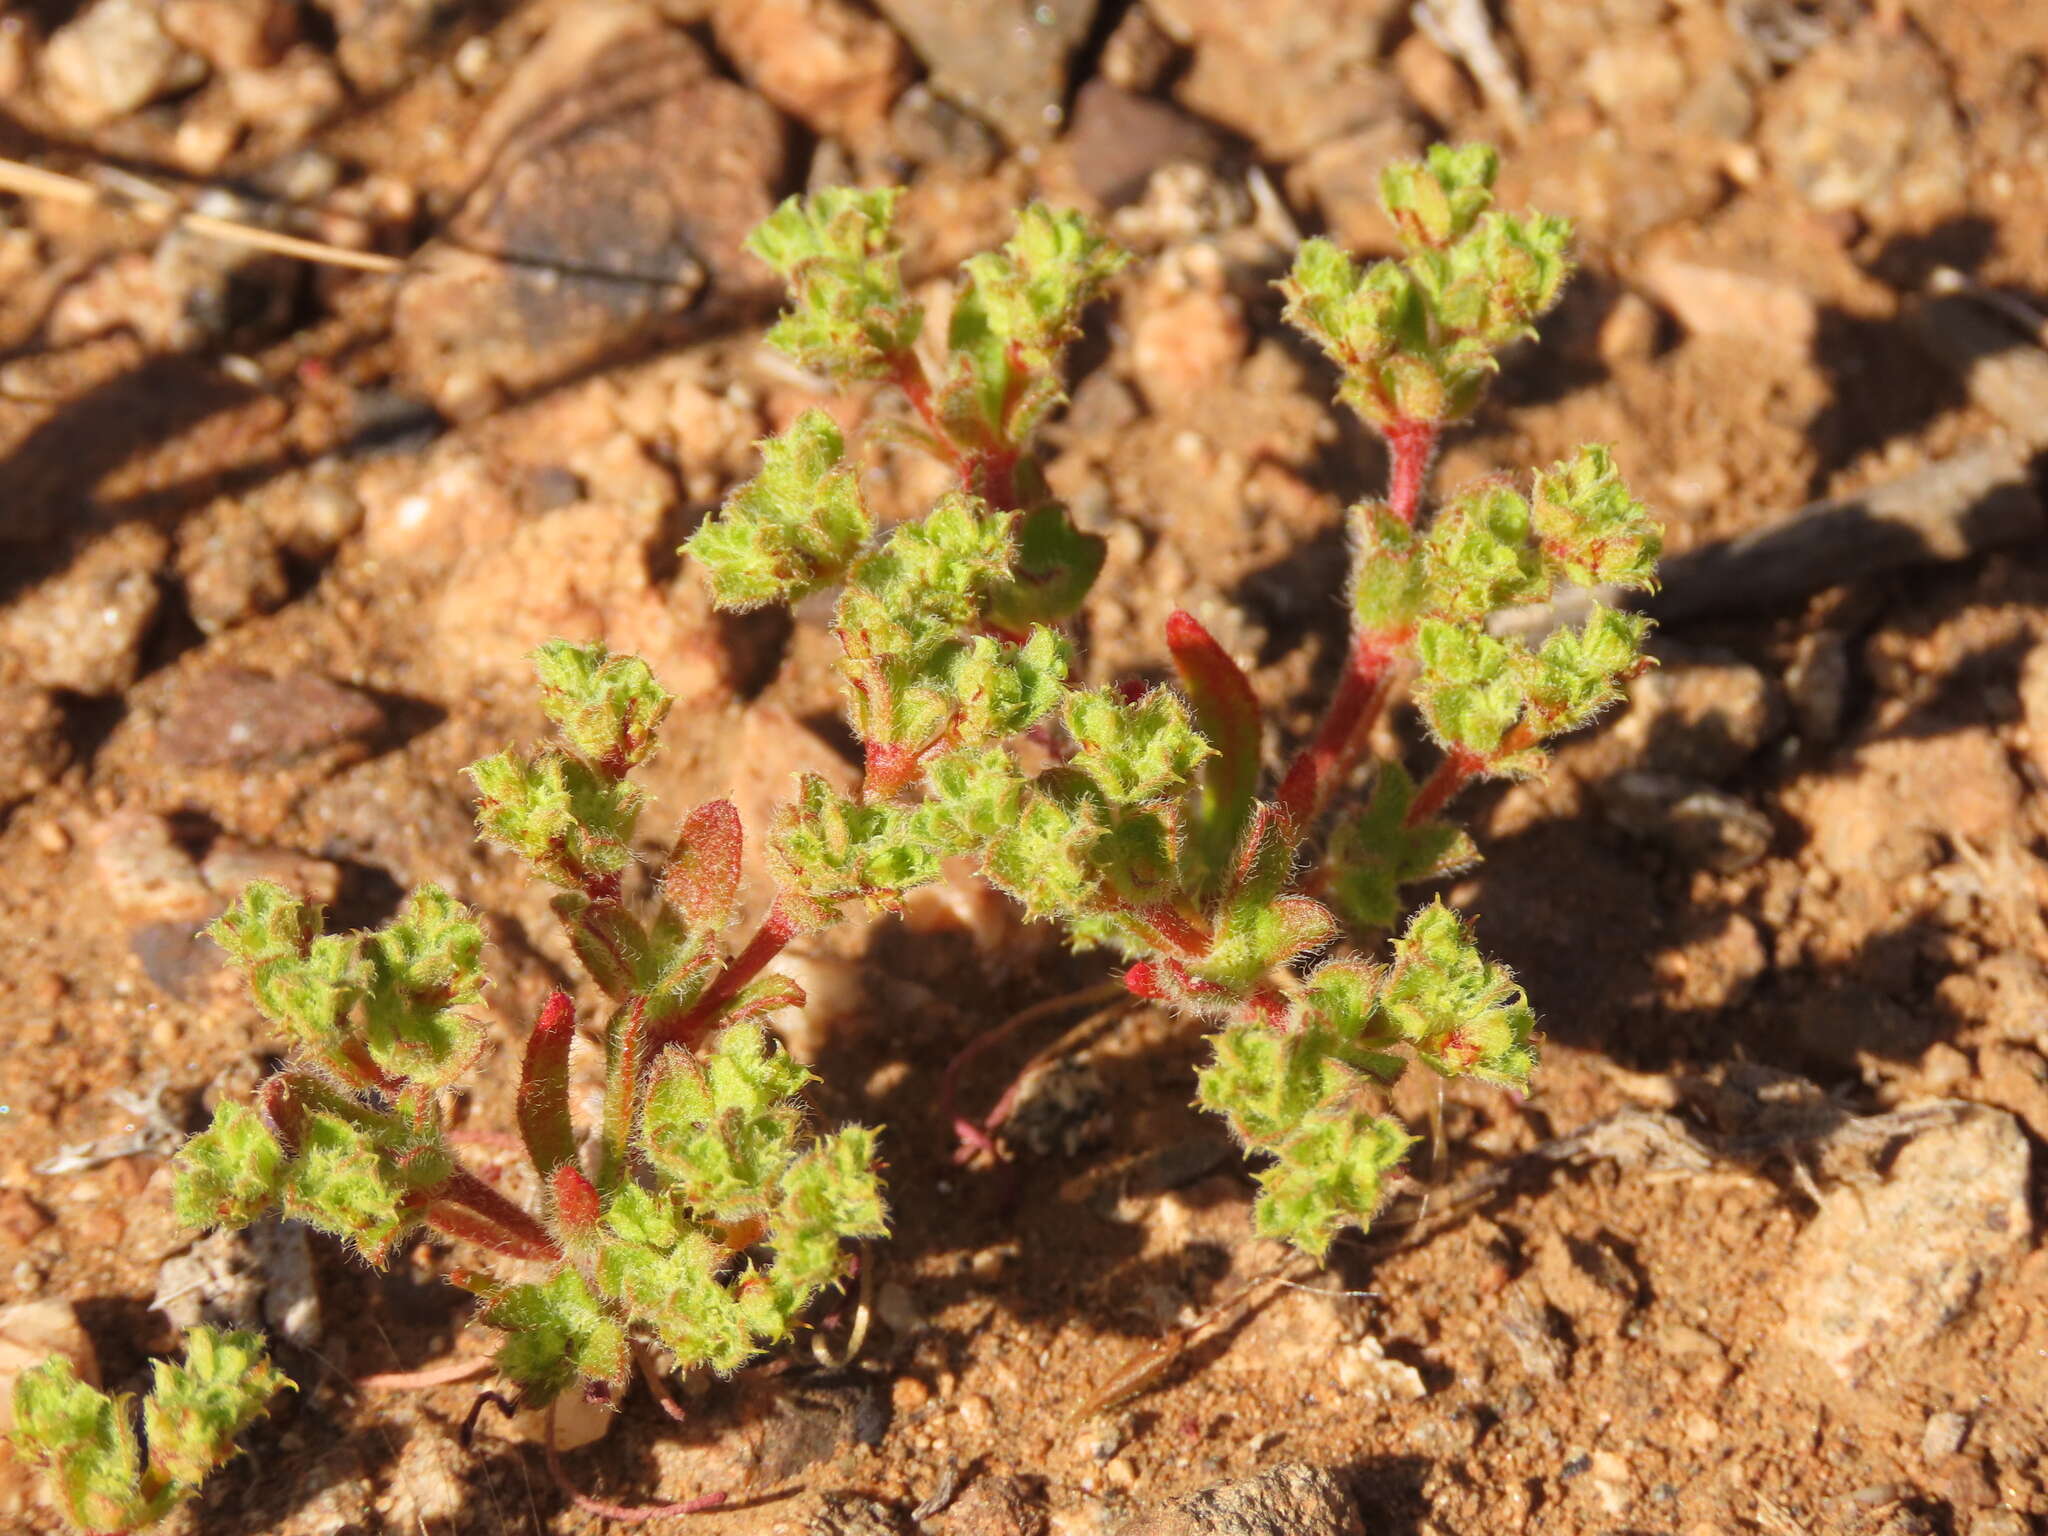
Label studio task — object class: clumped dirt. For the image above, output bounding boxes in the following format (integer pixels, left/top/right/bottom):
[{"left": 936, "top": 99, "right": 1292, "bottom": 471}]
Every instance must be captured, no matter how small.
[{"left": 2, "top": 2, "right": 2047, "bottom": 1534}]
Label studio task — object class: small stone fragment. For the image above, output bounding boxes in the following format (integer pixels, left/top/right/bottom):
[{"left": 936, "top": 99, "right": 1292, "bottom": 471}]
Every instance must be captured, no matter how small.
[
  {"left": 1781, "top": 1104, "right": 2032, "bottom": 1382},
  {"left": 1639, "top": 256, "right": 1819, "bottom": 354},
  {"left": 1114, "top": 1464, "right": 1364, "bottom": 1536},
  {"left": 1149, "top": 0, "right": 1407, "bottom": 159},
  {"left": 313, "top": 0, "right": 445, "bottom": 91},
  {"left": 493, "top": 1389, "right": 614, "bottom": 1451},
  {"left": 1786, "top": 629, "right": 1851, "bottom": 745},
  {"left": 873, "top": 0, "right": 1094, "bottom": 145},
  {"left": 1600, "top": 773, "right": 1774, "bottom": 873},
  {"left": 263, "top": 475, "right": 364, "bottom": 560},
  {"left": 162, "top": 0, "right": 295, "bottom": 71},
  {"left": 1100, "top": 5, "right": 1176, "bottom": 92},
  {"left": 156, "top": 667, "right": 387, "bottom": 769},
  {"left": 940, "top": 1473, "right": 1047, "bottom": 1536},
  {"left": 712, "top": 0, "right": 906, "bottom": 144},
  {"left": 200, "top": 838, "right": 344, "bottom": 906},
  {"left": 0, "top": 685, "right": 71, "bottom": 815},
  {"left": 1921, "top": 1410, "right": 1969, "bottom": 1462},
  {"left": 0, "top": 1301, "right": 99, "bottom": 1434},
  {"left": 395, "top": 6, "right": 782, "bottom": 416},
  {"left": 91, "top": 811, "right": 216, "bottom": 927},
  {"left": 38, "top": 0, "right": 204, "bottom": 130},
  {"left": 1061, "top": 80, "right": 1221, "bottom": 209},
  {"left": 1760, "top": 28, "right": 1967, "bottom": 222},
  {"left": 888, "top": 82, "right": 1000, "bottom": 173},
  {"left": 2, "top": 525, "right": 167, "bottom": 695},
  {"left": 177, "top": 502, "right": 290, "bottom": 635},
  {"left": 151, "top": 1227, "right": 267, "bottom": 1335}
]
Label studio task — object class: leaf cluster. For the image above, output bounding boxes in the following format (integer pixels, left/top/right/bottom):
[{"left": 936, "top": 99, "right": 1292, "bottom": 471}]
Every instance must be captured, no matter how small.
[
  {"left": 8, "top": 1328, "right": 288, "bottom": 1535},
  {"left": 1282, "top": 143, "right": 1573, "bottom": 432},
  {"left": 174, "top": 640, "right": 886, "bottom": 1442}
]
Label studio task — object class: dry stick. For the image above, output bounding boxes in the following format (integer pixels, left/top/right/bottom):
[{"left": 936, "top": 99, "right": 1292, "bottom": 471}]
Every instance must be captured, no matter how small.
[
  {"left": 357, "top": 1356, "right": 496, "bottom": 1392},
  {"left": 541, "top": 1401, "right": 730, "bottom": 1521},
  {"left": 0, "top": 155, "right": 406, "bottom": 274},
  {"left": 1496, "top": 292, "right": 2048, "bottom": 641},
  {"left": 939, "top": 979, "right": 1128, "bottom": 1161}
]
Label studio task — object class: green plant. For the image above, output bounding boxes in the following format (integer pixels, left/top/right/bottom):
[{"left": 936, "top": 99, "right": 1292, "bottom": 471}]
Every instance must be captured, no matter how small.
[
  {"left": 688, "top": 146, "right": 1659, "bottom": 1256},
  {"left": 14, "top": 642, "right": 887, "bottom": 1528},
  {"left": 8, "top": 1327, "right": 287, "bottom": 1534}
]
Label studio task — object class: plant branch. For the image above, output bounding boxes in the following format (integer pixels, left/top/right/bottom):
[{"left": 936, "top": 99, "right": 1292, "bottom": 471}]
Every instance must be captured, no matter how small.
[
  {"left": 649, "top": 902, "right": 799, "bottom": 1057},
  {"left": 1276, "top": 634, "right": 1399, "bottom": 831},
  {"left": 431, "top": 1168, "right": 561, "bottom": 1262}
]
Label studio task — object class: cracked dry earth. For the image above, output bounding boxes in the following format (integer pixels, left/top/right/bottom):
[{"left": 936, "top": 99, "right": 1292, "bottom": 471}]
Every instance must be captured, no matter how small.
[{"left": 2, "top": 0, "right": 2048, "bottom": 1533}]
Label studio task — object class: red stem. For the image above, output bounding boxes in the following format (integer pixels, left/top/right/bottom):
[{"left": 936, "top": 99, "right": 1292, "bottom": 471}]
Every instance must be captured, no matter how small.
[
  {"left": 1405, "top": 748, "right": 1485, "bottom": 828},
  {"left": 891, "top": 351, "right": 946, "bottom": 445},
  {"left": 1383, "top": 416, "right": 1440, "bottom": 527},
  {"left": 1275, "top": 635, "right": 1398, "bottom": 831},
  {"left": 432, "top": 1168, "right": 562, "bottom": 1262},
  {"left": 423, "top": 1200, "right": 560, "bottom": 1264},
  {"left": 649, "top": 903, "right": 799, "bottom": 1057},
  {"left": 1273, "top": 415, "right": 1441, "bottom": 832},
  {"left": 1122, "top": 900, "right": 1212, "bottom": 959}
]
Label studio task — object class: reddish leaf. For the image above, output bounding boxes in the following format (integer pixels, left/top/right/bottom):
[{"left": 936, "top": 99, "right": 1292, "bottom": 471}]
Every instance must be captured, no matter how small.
[
  {"left": 1166, "top": 609, "right": 1262, "bottom": 885},
  {"left": 663, "top": 800, "right": 744, "bottom": 930},
  {"left": 550, "top": 1163, "right": 602, "bottom": 1240},
  {"left": 518, "top": 990, "right": 576, "bottom": 1177}
]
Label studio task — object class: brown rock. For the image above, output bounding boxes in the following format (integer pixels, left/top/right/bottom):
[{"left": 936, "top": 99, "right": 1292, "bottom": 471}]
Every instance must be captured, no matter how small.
[
  {"left": 1061, "top": 80, "right": 1221, "bottom": 208},
  {"left": 872, "top": 0, "right": 1095, "bottom": 145},
  {"left": 937, "top": 1473, "right": 1046, "bottom": 1536},
  {"left": 177, "top": 501, "right": 289, "bottom": 635},
  {"left": 91, "top": 811, "right": 217, "bottom": 927},
  {"left": 156, "top": 667, "right": 386, "bottom": 768},
  {"left": 0, "top": 685, "right": 70, "bottom": 814},
  {"left": 1639, "top": 255, "right": 1819, "bottom": 354},
  {"left": 395, "top": 5, "right": 783, "bottom": 416},
  {"left": 1781, "top": 1104, "right": 2032, "bottom": 1382},
  {"left": 1760, "top": 28, "right": 1967, "bottom": 222},
  {"left": 1150, "top": 0, "right": 1407, "bottom": 159},
  {"left": 38, "top": 0, "right": 203, "bottom": 129},
  {"left": 712, "top": 0, "right": 906, "bottom": 143},
  {"left": 2, "top": 524, "right": 166, "bottom": 695},
  {"left": 0, "top": 1301, "right": 99, "bottom": 1433},
  {"left": 162, "top": 0, "right": 296, "bottom": 71},
  {"left": 1115, "top": 1464, "right": 1364, "bottom": 1536}
]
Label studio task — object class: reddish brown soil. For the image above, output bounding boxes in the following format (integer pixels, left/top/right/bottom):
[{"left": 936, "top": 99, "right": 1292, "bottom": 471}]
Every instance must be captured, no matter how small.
[{"left": 2, "top": 2, "right": 2047, "bottom": 1534}]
